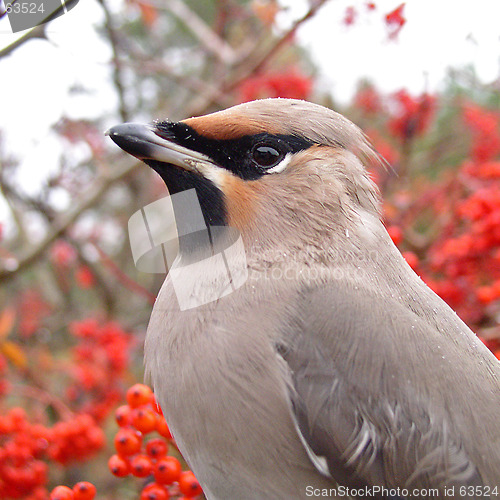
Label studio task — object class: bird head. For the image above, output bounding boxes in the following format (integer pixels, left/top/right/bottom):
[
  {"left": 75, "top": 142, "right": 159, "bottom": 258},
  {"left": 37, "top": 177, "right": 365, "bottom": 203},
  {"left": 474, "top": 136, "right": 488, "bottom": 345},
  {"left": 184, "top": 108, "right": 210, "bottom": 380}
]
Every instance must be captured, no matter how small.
[{"left": 107, "top": 99, "right": 381, "bottom": 255}]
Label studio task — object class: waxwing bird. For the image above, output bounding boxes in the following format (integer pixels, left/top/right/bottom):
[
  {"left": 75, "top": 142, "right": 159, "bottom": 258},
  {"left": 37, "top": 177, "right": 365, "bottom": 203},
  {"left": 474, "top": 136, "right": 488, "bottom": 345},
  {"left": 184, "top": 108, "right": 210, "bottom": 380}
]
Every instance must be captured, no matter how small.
[{"left": 107, "top": 99, "right": 500, "bottom": 500}]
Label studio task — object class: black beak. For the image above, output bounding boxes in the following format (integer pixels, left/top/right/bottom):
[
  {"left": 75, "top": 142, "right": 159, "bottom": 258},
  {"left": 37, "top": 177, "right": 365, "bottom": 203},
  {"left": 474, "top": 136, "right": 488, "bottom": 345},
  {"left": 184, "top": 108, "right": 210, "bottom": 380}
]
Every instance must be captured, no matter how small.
[
  {"left": 106, "top": 123, "right": 167, "bottom": 161},
  {"left": 106, "top": 122, "right": 228, "bottom": 227}
]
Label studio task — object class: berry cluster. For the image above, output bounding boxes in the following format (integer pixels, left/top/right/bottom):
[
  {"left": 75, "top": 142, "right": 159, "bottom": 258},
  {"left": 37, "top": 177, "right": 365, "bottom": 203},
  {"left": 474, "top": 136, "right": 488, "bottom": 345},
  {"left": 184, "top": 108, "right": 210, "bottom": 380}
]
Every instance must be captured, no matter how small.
[
  {"left": 0, "top": 408, "right": 48, "bottom": 499},
  {"left": 48, "top": 414, "right": 105, "bottom": 465},
  {"left": 384, "top": 3, "right": 406, "bottom": 39},
  {"left": 239, "top": 70, "right": 312, "bottom": 103},
  {"left": 16, "top": 289, "right": 51, "bottom": 339},
  {"left": 109, "top": 384, "right": 203, "bottom": 499},
  {"left": 355, "top": 88, "right": 499, "bottom": 354},
  {"left": 355, "top": 86, "right": 436, "bottom": 147},
  {"left": 50, "top": 481, "right": 96, "bottom": 500},
  {"left": 67, "top": 319, "right": 135, "bottom": 422},
  {"left": 0, "top": 408, "right": 104, "bottom": 498},
  {"left": 375, "top": 99, "right": 500, "bottom": 346},
  {"left": 387, "top": 89, "right": 436, "bottom": 141},
  {"left": 341, "top": 2, "right": 405, "bottom": 41},
  {"left": 421, "top": 108, "right": 500, "bottom": 326},
  {"left": 354, "top": 85, "right": 382, "bottom": 115},
  {"left": 426, "top": 184, "right": 500, "bottom": 322},
  {"left": 463, "top": 104, "right": 500, "bottom": 162}
]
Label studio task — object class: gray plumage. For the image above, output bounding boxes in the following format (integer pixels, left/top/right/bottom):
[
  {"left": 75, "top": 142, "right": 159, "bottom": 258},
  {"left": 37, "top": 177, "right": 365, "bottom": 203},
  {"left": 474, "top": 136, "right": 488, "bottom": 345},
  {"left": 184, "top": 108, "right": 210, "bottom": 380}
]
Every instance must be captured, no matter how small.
[{"left": 108, "top": 99, "right": 500, "bottom": 500}]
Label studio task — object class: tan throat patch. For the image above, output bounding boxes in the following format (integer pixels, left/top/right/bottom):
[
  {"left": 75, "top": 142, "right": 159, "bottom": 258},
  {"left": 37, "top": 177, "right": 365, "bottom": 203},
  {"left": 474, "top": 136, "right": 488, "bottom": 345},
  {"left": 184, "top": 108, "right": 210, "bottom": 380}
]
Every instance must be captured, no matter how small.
[{"left": 219, "top": 173, "right": 260, "bottom": 232}]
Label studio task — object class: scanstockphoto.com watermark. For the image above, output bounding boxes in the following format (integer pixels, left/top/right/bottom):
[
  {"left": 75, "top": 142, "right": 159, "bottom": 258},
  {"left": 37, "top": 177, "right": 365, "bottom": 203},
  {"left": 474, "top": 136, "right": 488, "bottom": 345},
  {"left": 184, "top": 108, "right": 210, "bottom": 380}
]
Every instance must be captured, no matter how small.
[
  {"left": 254, "top": 261, "right": 374, "bottom": 283},
  {"left": 128, "top": 189, "right": 248, "bottom": 311},
  {"left": 1, "top": 0, "right": 78, "bottom": 33},
  {"left": 127, "top": 189, "right": 381, "bottom": 311},
  {"left": 306, "top": 485, "right": 438, "bottom": 497},
  {"left": 305, "top": 485, "right": 499, "bottom": 498}
]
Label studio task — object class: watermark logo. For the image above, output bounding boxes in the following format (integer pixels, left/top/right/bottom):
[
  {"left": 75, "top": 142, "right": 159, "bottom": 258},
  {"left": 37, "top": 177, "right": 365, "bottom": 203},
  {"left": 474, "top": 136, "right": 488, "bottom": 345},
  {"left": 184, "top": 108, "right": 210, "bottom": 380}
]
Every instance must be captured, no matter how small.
[
  {"left": 2, "top": 0, "right": 78, "bottom": 33},
  {"left": 128, "top": 189, "right": 248, "bottom": 311}
]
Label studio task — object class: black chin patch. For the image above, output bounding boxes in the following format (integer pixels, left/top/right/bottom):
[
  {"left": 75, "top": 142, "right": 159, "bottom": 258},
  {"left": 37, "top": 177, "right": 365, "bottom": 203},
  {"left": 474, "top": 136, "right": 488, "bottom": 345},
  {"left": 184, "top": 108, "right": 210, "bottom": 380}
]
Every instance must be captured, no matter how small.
[
  {"left": 145, "top": 159, "right": 227, "bottom": 228},
  {"left": 154, "top": 121, "right": 313, "bottom": 180}
]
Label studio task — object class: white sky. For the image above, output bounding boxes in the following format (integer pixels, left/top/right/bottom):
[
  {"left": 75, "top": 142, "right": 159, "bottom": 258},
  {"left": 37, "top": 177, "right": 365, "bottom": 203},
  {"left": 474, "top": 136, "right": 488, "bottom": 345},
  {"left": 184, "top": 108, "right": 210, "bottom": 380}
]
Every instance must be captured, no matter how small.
[
  {"left": 282, "top": 0, "right": 500, "bottom": 99},
  {"left": 1, "top": 0, "right": 500, "bottom": 204},
  {"left": 1, "top": 0, "right": 115, "bottom": 198}
]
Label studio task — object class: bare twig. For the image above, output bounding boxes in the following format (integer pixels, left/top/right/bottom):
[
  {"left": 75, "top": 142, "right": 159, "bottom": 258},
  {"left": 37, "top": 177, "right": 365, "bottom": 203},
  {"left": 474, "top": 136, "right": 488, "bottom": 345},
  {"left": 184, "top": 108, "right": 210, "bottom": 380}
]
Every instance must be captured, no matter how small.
[
  {"left": 160, "top": 0, "right": 237, "bottom": 65},
  {"left": 72, "top": 241, "right": 118, "bottom": 314},
  {"left": 0, "top": 176, "right": 29, "bottom": 244},
  {"left": 11, "top": 383, "right": 74, "bottom": 420},
  {"left": 130, "top": 57, "right": 232, "bottom": 110},
  {"left": 186, "top": 0, "right": 330, "bottom": 116},
  {"left": 96, "top": 0, "right": 130, "bottom": 122},
  {"left": 1, "top": 174, "right": 138, "bottom": 311},
  {"left": 92, "top": 242, "right": 156, "bottom": 305}
]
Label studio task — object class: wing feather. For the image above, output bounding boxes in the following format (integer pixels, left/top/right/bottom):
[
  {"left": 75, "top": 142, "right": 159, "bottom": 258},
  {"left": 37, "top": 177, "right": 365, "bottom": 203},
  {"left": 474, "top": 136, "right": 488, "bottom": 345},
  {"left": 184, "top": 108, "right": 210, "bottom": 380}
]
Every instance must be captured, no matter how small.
[{"left": 278, "top": 284, "right": 499, "bottom": 493}]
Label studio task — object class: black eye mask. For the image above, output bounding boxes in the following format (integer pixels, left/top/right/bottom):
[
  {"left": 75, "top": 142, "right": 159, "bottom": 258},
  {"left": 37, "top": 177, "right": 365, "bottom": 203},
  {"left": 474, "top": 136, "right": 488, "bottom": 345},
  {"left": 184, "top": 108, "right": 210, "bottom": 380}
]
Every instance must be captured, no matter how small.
[{"left": 154, "top": 121, "right": 313, "bottom": 180}]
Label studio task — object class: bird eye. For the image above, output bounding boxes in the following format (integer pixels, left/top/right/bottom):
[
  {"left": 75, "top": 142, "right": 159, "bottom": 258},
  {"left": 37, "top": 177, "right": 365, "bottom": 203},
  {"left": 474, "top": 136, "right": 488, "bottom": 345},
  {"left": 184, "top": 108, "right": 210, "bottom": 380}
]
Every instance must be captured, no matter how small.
[{"left": 251, "top": 144, "right": 284, "bottom": 168}]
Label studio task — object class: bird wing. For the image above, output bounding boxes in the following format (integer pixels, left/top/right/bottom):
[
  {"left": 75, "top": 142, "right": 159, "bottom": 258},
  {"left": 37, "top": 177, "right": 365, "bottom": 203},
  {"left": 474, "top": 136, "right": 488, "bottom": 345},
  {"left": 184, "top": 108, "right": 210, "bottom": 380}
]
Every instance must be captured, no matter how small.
[{"left": 279, "top": 283, "right": 497, "bottom": 492}]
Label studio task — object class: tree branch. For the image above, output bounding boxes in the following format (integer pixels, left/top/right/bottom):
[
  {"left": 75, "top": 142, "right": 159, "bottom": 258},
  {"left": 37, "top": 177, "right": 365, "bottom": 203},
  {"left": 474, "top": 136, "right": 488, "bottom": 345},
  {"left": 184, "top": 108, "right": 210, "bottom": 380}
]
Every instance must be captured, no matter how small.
[
  {"left": 0, "top": 0, "right": 73, "bottom": 60},
  {"left": 227, "top": 0, "right": 329, "bottom": 89},
  {"left": 160, "top": 0, "right": 237, "bottom": 65},
  {"left": 0, "top": 24, "right": 47, "bottom": 59},
  {"left": 91, "top": 242, "right": 156, "bottom": 305},
  {"left": 11, "top": 383, "right": 74, "bottom": 420},
  {"left": 129, "top": 57, "right": 232, "bottom": 110},
  {"left": 185, "top": 0, "right": 330, "bottom": 116},
  {"left": 0, "top": 159, "right": 141, "bottom": 284}
]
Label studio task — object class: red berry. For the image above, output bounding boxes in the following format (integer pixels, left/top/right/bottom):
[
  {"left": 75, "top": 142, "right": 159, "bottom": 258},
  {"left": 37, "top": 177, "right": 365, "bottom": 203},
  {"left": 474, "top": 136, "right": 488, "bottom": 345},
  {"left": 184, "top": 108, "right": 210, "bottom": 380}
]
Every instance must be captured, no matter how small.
[
  {"left": 387, "top": 225, "right": 402, "bottom": 245},
  {"left": 115, "top": 405, "right": 132, "bottom": 427},
  {"left": 126, "top": 384, "right": 153, "bottom": 408},
  {"left": 131, "top": 454, "right": 154, "bottom": 477},
  {"left": 31, "top": 486, "right": 49, "bottom": 500},
  {"left": 156, "top": 417, "right": 172, "bottom": 439},
  {"left": 150, "top": 396, "right": 164, "bottom": 416},
  {"left": 132, "top": 407, "right": 158, "bottom": 434},
  {"left": 32, "top": 460, "right": 48, "bottom": 484},
  {"left": 114, "top": 428, "right": 142, "bottom": 456},
  {"left": 154, "top": 456, "right": 182, "bottom": 485},
  {"left": 478, "top": 286, "right": 496, "bottom": 304},
  {"left": 179, "top": 470, "right": 203, "bottom": 497},
  {"left": 50, "top": 486, "right": 74, "bottom": 500},
  {"left": 73, "top": 481, "right": 97, "bottom": 500},
  {"left": 146, "top": 438, "right": 168, "bottom": 459},
  {"left": 140, "top": 483, "right": 170, "bottom": 500},
  {"left": 402, "top": 251, "right": 419, "bottom": 271},
  {"left": 76, "top": 265, "right": 95, "bottom": 288},
  {"left": 9, "top": 407, "right": 27, "bottom": 430},
  {"left": 108, "top": 454, "right": 130, "bottom": 477}
]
